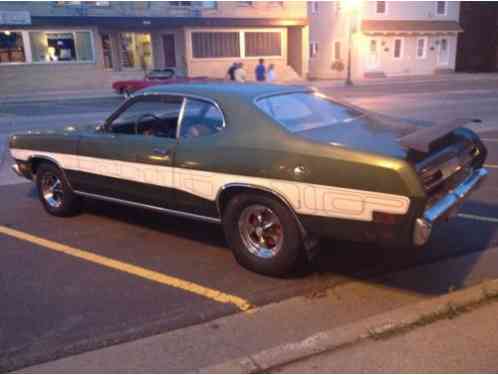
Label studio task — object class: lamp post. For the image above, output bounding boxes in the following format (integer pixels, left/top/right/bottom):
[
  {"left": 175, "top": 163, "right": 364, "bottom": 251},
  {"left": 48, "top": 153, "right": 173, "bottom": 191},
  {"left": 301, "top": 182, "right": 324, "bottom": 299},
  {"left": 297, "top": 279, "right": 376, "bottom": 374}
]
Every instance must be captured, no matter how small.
[
  {"left": 344, "top": 0, "right": 361, "bottom": 87},
  {"left": 345, "top": 18, "right": 354, "bottom": 86}
]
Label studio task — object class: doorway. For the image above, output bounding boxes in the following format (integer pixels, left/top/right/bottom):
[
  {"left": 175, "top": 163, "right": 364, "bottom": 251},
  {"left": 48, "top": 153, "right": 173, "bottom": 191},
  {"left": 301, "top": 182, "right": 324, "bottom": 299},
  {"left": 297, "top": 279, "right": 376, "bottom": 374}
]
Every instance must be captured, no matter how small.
[
  {"left": 162, "top": 34, "right": 176, "bottom": 68},
  {"left": 438, "top": 38, "right": 450, "bottom": 66}
]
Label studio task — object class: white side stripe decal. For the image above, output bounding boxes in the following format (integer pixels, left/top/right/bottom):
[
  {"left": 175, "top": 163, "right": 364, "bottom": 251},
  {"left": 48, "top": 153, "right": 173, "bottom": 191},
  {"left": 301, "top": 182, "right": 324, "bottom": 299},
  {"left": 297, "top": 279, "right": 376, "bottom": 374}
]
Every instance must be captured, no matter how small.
[{"left": 11, "top": 149, "right": 410, "bottom": 222}]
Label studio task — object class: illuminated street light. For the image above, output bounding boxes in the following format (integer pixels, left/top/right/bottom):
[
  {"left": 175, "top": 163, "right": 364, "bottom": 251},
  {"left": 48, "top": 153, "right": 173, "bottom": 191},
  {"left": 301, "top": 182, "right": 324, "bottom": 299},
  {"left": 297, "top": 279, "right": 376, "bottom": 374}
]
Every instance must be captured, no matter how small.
[{"left": 343, "top": 0, "right": 362, "bottom": 86}]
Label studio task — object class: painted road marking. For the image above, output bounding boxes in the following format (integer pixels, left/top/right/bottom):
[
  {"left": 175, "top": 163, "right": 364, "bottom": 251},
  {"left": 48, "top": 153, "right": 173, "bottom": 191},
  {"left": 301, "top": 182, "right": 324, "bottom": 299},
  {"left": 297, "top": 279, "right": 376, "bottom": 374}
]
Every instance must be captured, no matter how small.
[
  {"left": 0, "top": 225, "right": 252, "bottom": 311},
  {"left": 484, "top": 164, "right": 498, "bottom": 169},
  {"left": 457, "top": 213, "right": 498, "bottom": 224},
  {"left": 482, "top": 139, "right": 498, "bottom": 143}
]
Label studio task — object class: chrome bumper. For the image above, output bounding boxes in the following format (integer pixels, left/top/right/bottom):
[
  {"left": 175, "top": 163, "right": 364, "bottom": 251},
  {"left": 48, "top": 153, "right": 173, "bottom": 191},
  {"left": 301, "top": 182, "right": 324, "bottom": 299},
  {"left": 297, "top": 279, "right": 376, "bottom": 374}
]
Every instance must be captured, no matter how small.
[
  {"left": 413, "top": 168, "right": 488, "bottom": 246},
  {"left": 11, "top": 163, "right": 23, "bottom": 177}
]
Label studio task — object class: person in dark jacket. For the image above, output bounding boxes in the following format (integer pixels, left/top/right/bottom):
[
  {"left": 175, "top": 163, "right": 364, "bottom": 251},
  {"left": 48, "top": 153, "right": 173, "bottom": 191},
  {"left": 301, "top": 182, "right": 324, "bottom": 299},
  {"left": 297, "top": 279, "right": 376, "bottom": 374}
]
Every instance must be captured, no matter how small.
[
  {"left": 226, "top": 62, "right": 237, "bottom": 81},
  {"left": 255, "top": 58, "right": 266, "bottom": 82}
]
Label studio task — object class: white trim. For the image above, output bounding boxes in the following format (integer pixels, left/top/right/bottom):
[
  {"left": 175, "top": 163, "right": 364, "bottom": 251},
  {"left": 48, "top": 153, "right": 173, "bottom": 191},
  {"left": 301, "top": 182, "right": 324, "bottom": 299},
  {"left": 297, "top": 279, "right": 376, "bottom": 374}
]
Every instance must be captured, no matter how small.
[
  {"left": 416, "top": 36, "right": 428, "bottom": 59},
  {"left": 11, "top": 148, "right": 411, "bottom": 222},
  {"left": 393, "top": 37, "right": 403, "bottom": 60},
  {"left": 435, "top": 1, "right": 447, "bottom": 16}
]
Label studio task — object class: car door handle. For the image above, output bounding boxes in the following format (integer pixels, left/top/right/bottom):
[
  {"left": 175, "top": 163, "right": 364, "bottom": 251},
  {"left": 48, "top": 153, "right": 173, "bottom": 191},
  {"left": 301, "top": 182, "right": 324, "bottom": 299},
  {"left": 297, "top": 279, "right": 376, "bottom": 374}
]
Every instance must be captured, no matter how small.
[
  {"left": 153, "top": 148, "right": 170, "bottom": 156},
  {"left": 151, "top": 148, "right": 171, "bottom": 160}
]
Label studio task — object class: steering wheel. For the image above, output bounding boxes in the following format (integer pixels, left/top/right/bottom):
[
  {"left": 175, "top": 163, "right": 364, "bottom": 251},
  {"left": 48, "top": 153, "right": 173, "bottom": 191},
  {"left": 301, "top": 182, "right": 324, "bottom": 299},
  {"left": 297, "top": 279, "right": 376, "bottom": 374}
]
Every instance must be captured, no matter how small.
[{"left": 135, "top": 113, "right": 160, "bottom": 135}]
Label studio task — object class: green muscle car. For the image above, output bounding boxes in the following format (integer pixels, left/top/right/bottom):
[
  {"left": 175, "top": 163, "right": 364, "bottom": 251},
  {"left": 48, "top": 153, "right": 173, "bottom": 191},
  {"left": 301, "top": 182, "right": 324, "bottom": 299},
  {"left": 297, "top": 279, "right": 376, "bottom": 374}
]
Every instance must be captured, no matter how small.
[{"left": 9, "top": 84, "right": 488, "bottom": 276}]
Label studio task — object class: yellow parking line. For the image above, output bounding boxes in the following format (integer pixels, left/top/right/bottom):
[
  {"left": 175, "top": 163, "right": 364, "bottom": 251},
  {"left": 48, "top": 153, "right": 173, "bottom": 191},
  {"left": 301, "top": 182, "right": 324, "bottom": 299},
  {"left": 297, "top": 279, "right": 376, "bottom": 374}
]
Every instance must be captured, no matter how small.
[
  {"left": 0, "top": 225, "right": 252, "bottom": 312},
  {"left": 457, "top": 213, "right": 498, "bottom": 224},
  {"left": 484, "top": 164, "right": 498, "bottom": 169}
]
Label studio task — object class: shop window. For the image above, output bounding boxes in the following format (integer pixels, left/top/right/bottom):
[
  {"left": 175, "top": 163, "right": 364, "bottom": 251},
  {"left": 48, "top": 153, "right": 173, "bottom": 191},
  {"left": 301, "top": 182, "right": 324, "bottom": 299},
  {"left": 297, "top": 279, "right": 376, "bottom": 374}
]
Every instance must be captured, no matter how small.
[
  {"left": 192, "top": 32, "right": 240, "bottom": 58},
  {"left": 245, "top": 32, "right": 281, "bottom": 57},
  {"left": 310, "top": 1, "right": 318, "bottom": 14},
  {"left": 393, "top": 38, "right": 403, "bottom": 59},
  {"left": 309, "top": 42, "right": 318, "bottom": 58},
  {"left": 376, "top": 1, "right": 386, "bottom": 14},
  {"left": 119, "top": 32, "right": 152, "bottom": 69},
  {"left": 334, "top": 41, "right": 341, "bottom": 61},
  {"left": 0, "top": 31, "right": 26, "bottom": 64},
  {"left": 29, "top": 31, "right": 93, "bottom": 63},
  {"left": 436, "top": 1, "right": 447, "bottom": 15},
  {"left": 101, "top": 33, "right": 113, "bottom": 69},
  {"left": 416, "top": 37, "right": 427, "bottom": 59}
]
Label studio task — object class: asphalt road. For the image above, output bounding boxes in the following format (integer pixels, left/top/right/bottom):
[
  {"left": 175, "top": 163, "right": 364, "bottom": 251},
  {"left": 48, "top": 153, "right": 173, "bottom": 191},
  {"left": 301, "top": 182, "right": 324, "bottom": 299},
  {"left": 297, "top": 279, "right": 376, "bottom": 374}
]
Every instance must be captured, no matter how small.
[{"left": 1, "top": 80, "right": 498, "bottom": 371}]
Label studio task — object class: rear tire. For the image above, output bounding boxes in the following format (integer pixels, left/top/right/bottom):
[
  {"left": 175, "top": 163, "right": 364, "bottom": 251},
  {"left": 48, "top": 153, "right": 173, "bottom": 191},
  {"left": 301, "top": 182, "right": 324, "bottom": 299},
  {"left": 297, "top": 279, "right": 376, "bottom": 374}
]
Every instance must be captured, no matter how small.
[
  {"left": 36, "top": 163, "right": 81, "bottom": 217},
  {"left": 222, "top": 192, "right": 304, "bottom": 277}
]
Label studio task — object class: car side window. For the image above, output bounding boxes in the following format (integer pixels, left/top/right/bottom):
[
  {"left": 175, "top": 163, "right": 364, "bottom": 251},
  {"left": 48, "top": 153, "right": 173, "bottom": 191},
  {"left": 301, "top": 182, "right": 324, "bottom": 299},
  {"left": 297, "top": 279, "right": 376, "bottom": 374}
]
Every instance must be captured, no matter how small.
[
  {"left": 179, "top": 98, "right": 224, "bottom": 139},
  {"left": 109, "top": 96, "right": 183, "bottom": 139}
]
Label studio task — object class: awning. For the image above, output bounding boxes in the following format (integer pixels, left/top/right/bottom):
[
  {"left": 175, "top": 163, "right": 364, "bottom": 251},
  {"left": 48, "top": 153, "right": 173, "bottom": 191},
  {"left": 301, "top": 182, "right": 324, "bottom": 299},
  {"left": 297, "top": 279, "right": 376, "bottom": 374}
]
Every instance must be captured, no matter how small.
[
  {"left": 3, "top": 16, "right": 307, "bottom": 29},
  {"left": 361, "top": 20, "right": 463, "bottom": 35}
]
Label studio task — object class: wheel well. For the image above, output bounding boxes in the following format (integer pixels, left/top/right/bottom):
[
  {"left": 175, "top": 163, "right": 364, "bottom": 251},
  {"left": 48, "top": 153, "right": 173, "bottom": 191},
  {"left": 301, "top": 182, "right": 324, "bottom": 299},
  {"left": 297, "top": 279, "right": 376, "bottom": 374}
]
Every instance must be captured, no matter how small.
[
  {"left": 217, "top": 185, "right": 305, "bottom": 235},
  {"left": 29, "top": 157, "right": 59, "bottom": 175}
]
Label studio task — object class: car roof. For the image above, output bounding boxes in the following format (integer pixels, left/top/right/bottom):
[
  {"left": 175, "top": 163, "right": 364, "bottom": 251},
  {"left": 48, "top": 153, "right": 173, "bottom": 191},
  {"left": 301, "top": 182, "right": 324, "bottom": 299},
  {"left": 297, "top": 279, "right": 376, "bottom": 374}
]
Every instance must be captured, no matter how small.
[{"left": 140, "top": 83, "right": 312, "bottom": 104}]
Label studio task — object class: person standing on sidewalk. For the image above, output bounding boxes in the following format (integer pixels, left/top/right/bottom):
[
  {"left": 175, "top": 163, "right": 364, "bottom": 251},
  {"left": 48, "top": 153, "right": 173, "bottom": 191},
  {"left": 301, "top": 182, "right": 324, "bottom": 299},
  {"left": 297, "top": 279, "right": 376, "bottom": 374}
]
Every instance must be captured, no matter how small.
[
  {"left": 234, "top": 63, "right": 246, "bottom": 82},
  {"left": 226, "top": 62, "right": 237, "bottom": 81},
  {"left": 255, "top": 58, "right": 266, "bottom": 82},
  {"left": 267, "top": 64, "right": 276, "bottom": 83}
]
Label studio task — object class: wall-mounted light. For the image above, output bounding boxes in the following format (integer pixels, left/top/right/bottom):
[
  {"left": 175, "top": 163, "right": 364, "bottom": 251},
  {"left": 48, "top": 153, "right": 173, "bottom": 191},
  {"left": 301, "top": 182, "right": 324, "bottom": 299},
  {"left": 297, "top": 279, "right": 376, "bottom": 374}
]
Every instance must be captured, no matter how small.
[{"left": 4, "top": 31, "right": 11, "bottom": 36}]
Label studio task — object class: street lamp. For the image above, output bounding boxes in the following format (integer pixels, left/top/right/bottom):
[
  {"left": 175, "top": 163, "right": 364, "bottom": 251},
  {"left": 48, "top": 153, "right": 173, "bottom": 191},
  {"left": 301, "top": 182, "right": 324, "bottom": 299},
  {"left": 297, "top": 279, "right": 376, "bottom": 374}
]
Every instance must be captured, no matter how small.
[{"left": 343, "top": 0, "right": 362, "bottom": 86}]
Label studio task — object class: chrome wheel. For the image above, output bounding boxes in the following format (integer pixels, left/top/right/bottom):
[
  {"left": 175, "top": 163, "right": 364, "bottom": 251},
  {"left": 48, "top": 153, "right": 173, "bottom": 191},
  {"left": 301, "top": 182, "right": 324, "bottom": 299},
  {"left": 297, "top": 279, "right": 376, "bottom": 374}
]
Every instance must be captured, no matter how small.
[
  {"left": 40, "top": 173, "right": 63, "bottom": 209},
  {"left": 238, "top": 204, "right": 284, "bottom": 259}
]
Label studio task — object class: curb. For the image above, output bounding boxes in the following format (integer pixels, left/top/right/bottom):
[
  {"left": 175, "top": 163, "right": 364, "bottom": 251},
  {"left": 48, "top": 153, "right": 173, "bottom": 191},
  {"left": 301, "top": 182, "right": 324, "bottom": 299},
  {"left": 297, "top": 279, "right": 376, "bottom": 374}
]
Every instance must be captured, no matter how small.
[
  {"left": 0, "top": 93, "right": 117, "bottom": 105},
  {"left": 203, "top": 278, "right": 498, "bottom": 373}
]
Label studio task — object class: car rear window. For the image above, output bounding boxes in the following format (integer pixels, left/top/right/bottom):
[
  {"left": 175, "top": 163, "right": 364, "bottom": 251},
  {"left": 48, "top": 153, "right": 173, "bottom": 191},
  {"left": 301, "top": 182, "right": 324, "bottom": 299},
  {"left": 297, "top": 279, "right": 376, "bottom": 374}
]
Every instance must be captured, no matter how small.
[{"left": 256, "top": 92, "right": 363, "bottom": 133}]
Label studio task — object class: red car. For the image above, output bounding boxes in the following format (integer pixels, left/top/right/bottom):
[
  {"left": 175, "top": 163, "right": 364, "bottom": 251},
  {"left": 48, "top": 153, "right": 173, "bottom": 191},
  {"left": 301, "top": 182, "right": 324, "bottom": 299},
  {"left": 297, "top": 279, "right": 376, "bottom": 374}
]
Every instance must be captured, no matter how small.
[{"left": 112, "top": 69, "right": 210, "bottom": 97}]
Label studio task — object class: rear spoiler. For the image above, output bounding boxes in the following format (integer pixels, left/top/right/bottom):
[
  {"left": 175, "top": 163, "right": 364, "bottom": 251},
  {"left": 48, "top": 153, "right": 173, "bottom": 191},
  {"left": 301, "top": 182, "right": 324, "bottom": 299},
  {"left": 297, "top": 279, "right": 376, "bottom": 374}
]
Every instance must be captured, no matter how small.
[{"left": 399, "top": 118, "right": 481, "bottom": 153}]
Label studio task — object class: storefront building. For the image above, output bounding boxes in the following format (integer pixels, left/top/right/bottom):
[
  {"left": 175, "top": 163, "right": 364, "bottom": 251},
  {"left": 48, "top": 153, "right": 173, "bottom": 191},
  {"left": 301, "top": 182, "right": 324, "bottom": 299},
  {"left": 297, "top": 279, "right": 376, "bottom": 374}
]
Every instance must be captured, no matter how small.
[{"left": 0, "top": 2, "right": 308, "bottom": 95}]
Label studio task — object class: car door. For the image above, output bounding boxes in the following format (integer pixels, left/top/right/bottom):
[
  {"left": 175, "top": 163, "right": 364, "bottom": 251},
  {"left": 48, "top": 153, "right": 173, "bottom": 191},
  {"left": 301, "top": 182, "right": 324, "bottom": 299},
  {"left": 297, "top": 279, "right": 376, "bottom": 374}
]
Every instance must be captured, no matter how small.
[
  {"left": 173, "top": 97, "right": 226, "bottom": 218},
  {"left": 75, "top": 95, "right": 181, "bottom": 208}
]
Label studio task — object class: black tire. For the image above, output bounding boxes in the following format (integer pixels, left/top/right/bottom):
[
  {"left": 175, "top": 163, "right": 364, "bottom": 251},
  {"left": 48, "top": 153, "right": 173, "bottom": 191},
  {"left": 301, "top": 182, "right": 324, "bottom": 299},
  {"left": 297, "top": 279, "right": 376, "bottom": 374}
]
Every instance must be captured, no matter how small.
[
  {"left": 222, "top": 192, "right": 304, "bottom": 277},
  {"left": 36, "top": 162, "right": 81, "bottom": 217}
]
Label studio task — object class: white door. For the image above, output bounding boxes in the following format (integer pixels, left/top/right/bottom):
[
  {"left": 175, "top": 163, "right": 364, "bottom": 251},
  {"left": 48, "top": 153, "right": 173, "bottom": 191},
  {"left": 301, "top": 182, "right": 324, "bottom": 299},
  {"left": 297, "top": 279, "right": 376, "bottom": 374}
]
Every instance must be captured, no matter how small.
[
  {"left": 367, "top": 39, "right": 379, "bottom": 69},
  {"left": 437, "top": 38, "right": 450, "bottom": 66}
]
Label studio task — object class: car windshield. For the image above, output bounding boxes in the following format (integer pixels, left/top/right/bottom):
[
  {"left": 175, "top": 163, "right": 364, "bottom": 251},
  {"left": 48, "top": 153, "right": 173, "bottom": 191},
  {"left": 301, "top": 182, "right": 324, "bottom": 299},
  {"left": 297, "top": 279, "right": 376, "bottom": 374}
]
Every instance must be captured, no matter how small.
[{"left": 256, "top": 92, "right": 364, "bottom": 133}]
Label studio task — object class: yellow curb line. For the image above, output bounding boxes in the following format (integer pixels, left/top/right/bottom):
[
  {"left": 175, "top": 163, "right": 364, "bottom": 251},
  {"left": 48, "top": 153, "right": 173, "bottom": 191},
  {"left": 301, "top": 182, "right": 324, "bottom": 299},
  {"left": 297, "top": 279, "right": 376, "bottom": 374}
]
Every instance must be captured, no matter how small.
[
  {"left": 484, "top": 164, "right": 498, "bottom": 169},
  {"left": 457, "top": 213, "right": 498, "bottom": 224},
  {"left": 0, "top": 225, "right": 252, "bottom": 312}
]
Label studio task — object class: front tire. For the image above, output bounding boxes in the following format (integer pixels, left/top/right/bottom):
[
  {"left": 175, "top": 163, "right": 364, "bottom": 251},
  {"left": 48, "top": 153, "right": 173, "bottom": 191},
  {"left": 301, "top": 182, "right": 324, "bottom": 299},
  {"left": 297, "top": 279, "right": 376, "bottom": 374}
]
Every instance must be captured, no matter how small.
[
  {"left": 223, "top": 192, "right": 304, "bottom": 277},
  {"left": 36, "top": 163, "right": 81, "bottom": 217}
]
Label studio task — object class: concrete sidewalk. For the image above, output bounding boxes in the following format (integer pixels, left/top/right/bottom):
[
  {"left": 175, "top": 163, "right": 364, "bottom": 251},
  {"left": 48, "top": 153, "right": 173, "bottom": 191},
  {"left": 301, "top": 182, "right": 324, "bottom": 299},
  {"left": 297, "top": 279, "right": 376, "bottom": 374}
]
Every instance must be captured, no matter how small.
[
  {"left": 17, "top": 246, "right": 498, "bottom": 373},
  {"left": 277, "top": 299, "right": 498, "bottom": 373}
]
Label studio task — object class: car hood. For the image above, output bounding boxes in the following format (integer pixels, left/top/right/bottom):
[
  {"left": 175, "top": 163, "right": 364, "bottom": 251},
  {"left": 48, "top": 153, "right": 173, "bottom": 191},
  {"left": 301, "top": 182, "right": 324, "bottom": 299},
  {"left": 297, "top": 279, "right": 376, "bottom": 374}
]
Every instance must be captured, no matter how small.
[{"left": 296, "top": 113, "right": 419, "bottom": 160}]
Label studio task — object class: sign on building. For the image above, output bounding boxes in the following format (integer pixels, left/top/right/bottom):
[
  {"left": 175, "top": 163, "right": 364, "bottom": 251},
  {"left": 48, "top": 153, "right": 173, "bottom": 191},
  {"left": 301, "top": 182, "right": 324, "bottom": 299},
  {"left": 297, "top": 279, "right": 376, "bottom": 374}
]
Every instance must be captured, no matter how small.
[{"left": 0, "top": 11, "right": 31, "bottom": 25}]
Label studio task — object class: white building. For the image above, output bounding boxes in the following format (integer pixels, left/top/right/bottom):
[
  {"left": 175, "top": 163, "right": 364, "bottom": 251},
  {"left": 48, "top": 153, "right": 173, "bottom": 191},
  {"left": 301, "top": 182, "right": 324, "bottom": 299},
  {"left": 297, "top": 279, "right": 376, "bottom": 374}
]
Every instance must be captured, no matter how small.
[{"left": 308, "top": 1, "right": 462, "bottom": 80}]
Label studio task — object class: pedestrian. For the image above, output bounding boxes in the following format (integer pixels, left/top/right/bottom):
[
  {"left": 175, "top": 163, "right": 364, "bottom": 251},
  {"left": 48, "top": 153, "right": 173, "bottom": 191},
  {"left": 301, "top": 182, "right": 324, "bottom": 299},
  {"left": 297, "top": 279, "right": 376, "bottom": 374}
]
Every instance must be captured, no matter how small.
[
  {"left": 267, "top": 64, "right": 276, "bottom": 83},
  {"left": 234, "top": 62, "right": 247, "bottom": 82},
  {"left": 255, "top": 58, "right": 266, "bottom": 82},
  {"left": 226, "top": 62, "right": 237, "bottom": 81}
]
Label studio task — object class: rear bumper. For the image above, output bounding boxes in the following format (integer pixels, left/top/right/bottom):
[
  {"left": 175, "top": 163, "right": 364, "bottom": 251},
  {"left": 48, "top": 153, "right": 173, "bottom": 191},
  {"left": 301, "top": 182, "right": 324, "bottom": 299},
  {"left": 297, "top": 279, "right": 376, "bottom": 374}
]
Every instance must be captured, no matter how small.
[
  {"left": 11, "top": 162, "right": 33, "bottom": 180},
  {"left": 413, "top": 167, "right": 488, "bottom": 246}
]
